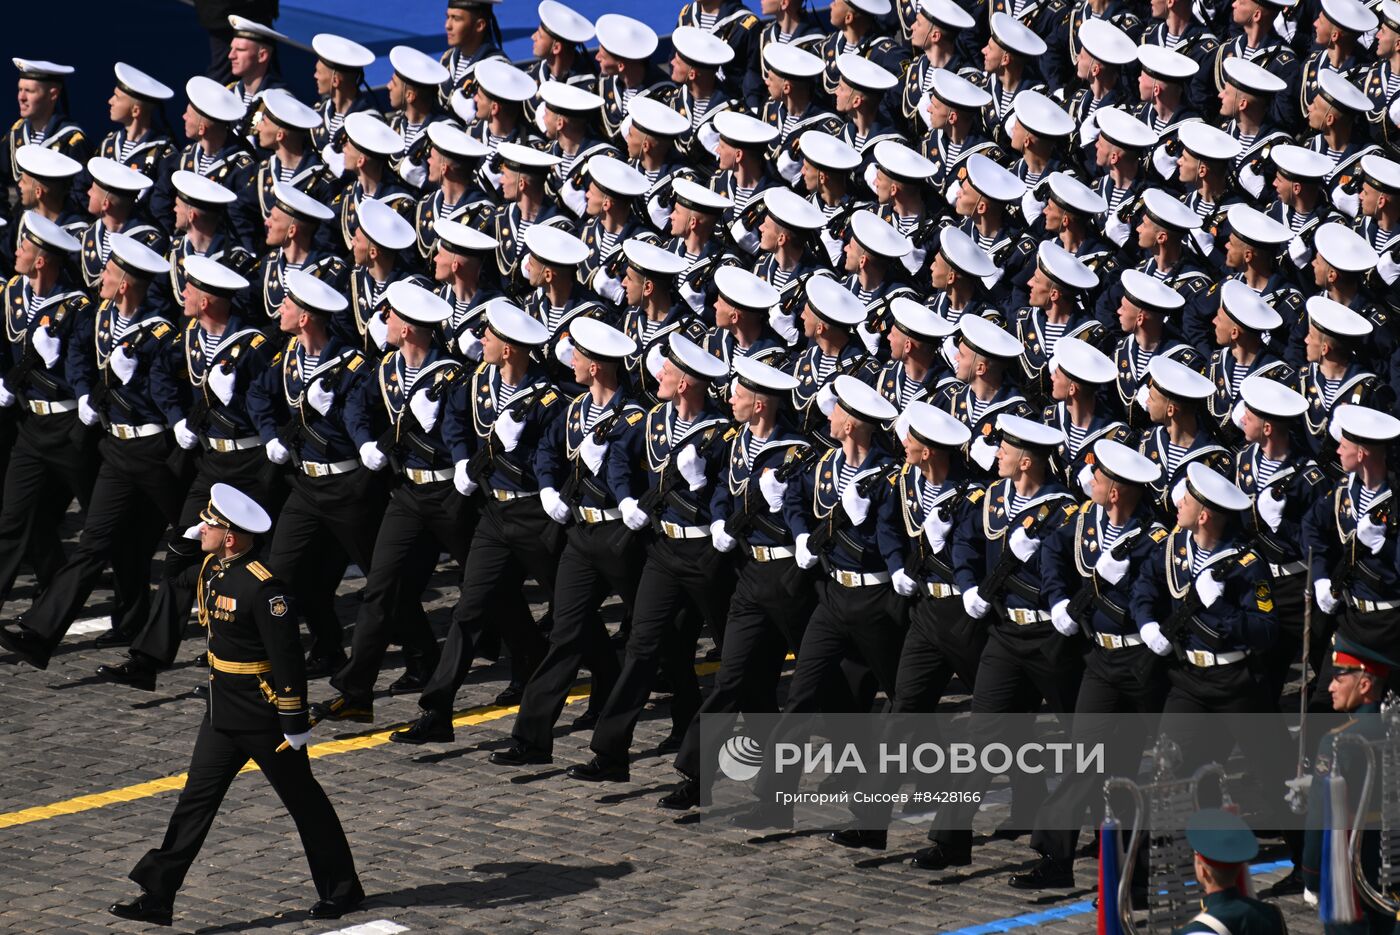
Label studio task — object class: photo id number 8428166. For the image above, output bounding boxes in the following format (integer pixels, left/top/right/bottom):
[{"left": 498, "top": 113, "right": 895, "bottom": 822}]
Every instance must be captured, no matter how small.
[{"left": 912, "top": 791, "right": 982, "bottom": 804}]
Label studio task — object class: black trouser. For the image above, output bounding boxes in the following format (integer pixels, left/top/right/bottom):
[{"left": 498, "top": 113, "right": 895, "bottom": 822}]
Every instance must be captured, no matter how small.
[
  {"left": 891, "top": 592, "right": 985, "bottom": 713},
  {"left": 510, "top": 520, "right": 641, "bottom": 756},
  {"left": 1029, "top": 643, "right": 1167, "bottom": 861},
  {"left": 674, "top": 555, "right": 816, "bottom": 783},
  {"left": 0, "top": 413, "right": 65, "bottom": 595},
  {"left": 130, "top": 446, "right": 270, "bottom": 669},
  {"left": 330, "top": 478, "right": 472, "bottom": 702},
  {"left": 588, "top": 535, "right": 736, "bottom": 769},
  {"left": 129, "top": 716, "right": 359, "bottom": 906},
  {"left": 1259, "top": 571, "right": 1324, "bottom": 705},
  {"left": 0, "top": 411, "right": 98, "bottom": 611},
  {"left": 417, "top": 494, "right": 560, "bottom": 715},
  {"left": 21, "top": 432, "right": 184, "bottom": 663},
  {"left": 930, "top": 621, "right": 1085, "bottom": 852}
]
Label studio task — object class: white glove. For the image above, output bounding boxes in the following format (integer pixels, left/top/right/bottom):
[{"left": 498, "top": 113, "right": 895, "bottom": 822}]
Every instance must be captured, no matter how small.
[
  {"left": 580, "top": 433, "right": 607, "bottom": 474},
  {"left": 676, "top": 445, "right": 707, "bottom": 491},
  {"left": 1077, "top": 462, "right": 1095, "bottom": 496},
  {"left": 816, "top": 382, "right": 839, "bottom": 416},
  {"left": 1105, "top": 216, "right": 1130, "bottom": 247},
  {"left": 795, "top": 532, "right": 818, "bottom": 569},
  {"left": 1377, "top": 250, "right": 1400, "bottom": 285},
  {"left": 1359, "top": 514, "right": 1387, "bottom": 555},
  {"left": 1287, "top": 234, "right": 1311, "bottom": 267},
  {"left": 1020, "top": 191, "right": 1045, "bottom": 225},
  {"left": 457, "top": 330, "right": 483, "bottom": 361},
  {"left": 110, "top": 345, "right": 137, "bottom": 384},
  {"left": 77, "top": 395, "right": 99, "bottom": 426},
  {"left": 359, "top": 441, "right": 387, "bottom": 471},
  {"left": 696, "top": 120, "right": 721, "bottom": 156},
  {"left": 758, "top": 469, "right": 786, "bottom": 512},
  {"left": 1231, "top": 399, "right": 1247, "bottom": 430},
  {"left": 856, "top": 323, "right": 881, "bottom": 356},
  {"left": 454, "top": 459, "right": 477, "bottom": 495},
  {"left": 769, "top": 310, "right": 799, "bottom": 345},
  {"left": 554, "top": 337, "right": 575, "bottom": 368},
  {"left": 282, "top": 730, "right": 312, "bottom": 751},
  {"left": 561, "top": 181, "right": 587, "bottom": 218},
  {"left": 923, "top": 510, "right": 952, "bottom": 553},
  {"left": 321, "top": 144, "right": 346, "bottom": 178},
  {"left": 1171, "top": 478, "right": 1187, "bottom": 507},
  {"left": 493, "top": 407, "right": 528, "bottom": 452},
  {"left": 0, "top": 381, "right": 16, "bottom": 408},
  {"left": 208, "top": 364, "right": 235, "bottom": 405},
  {"left": 1190, "top": 229, "right": 1215, "bottom": 257},
  {"left": 1304, "top": 888, "right": 1319, "bottom": 908},
  {"left": 710, "top": 519, "right": 736, "bottom": 552},
  {"left": 775, "top": 148, "right": 801, "bottom": 183},
  {"left": 306, "top": 379, "right": 334, "bottom": 416},
  {"left": 1009, "top": 527, "right": 1040, "bottom": 561},
  {"left": 366, "top": 310, "right": 389, "bottom": 350},
  {"left": 410, "top": 390, "right": 440, "bottom": 434},
  {"left": 540, "top": 487, "right": 570, "bottom": 524},
  {"left": 841, "top": 481, "right": 870, "bottom": 526},
  {"left": 31, "top": 326, "right": 60, "bottom": 368},
  {"left": 1239, "top": 163, "right": 1263, "bottom": 199},
  {"left": 265, "top": 438, "right": 291, "bottom": 464},
  {"left": 970, "top": 436, "right": 997, "bottom": 471},
  {"left": 174, "top": 418, "right": 199, "bottom": 450},
  {"left": 594, "top": 271, "right": 626, "bottom": 306},
  {"left": 893, "top": 408, "right": 911, "bottom": 443},
  {"left": 892, "top": 568, "right": 917, "bottom": 597},
  {"left": 1051, "top": 598, "right": 1078, "bottom": 636},
  {"left": 1333, "top": 188, "right": 1360, "bottom": 219},
  {"left": 1151, "top": 145, "right": 1178, "bottom": 180},
  {"left": 620, "top": 496, "right": 650, "bottom": 531},
  {"left": 1284, "top": 773, "right": 1314, "bottom": 813},
  {"left": 1078, "top": 113, "right": 1100, "bottom": 146},
  {"left": 183, "top": 523, "right": 203, "bottom": 540},
  {"left": 1315, "top": 577, "right": 1340, "bottom": 614},
  {"left": 1195, "top": 572, "right": 1225, "bottom": 608},
  {"left": 1257, "top": 490, "right": 1285, "bottom": 532},
  {"left": 1134, "top": 384, "right": 1150, "bottom": 409},
  {"left": 647, "top": 195, "right": 669, "bottom": 230},
  {"left": 645, "top": 343, "right": 666, "bottom": 380},
  {"left": 1140, "top": 621, "right": 1173, "bottom": 657},
  {"left": 1095, "top": 547, "right": 1130, "bottom": 585},
  {"left": 399, "top": 160, "right": 427, "bottom": 190},
  {"left": 962, "top": 586, "right": 990, "bottom": 619},
  {"left": 455, "top": 95, "right": 478, "bottom": 125}
]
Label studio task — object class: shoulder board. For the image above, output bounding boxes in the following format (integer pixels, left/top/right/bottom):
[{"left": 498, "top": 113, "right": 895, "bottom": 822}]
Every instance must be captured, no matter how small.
[
  {"left": 271, "top": 350, "right": 284, "bottom": 365},
  {"left": 1150, "top": 526, "right": 1169, "bottom": 543},
  {"left": 250, "top": 334, "right": 265, "bottom": 348},
  {"left": 969, "top": 488, "right": 986, "bottom": 504},
  {"left": 152, "top": 322, "right": 171, "bottom": 338},
  {"left": 346, "top": 353, "right": 365, "bottom": 372},
  {"left": 742, "top": 14, "right": 758, "bottom": 27},
  {"left": 539, "top": 389, "right": 558, "bottom": 407},
  {"left": 1304, "top": 466, "right": 1325, "bottom": 485},
  {"left": 1239, "top": 551, "right": 1258, "bottom": 566},
  {"left": 723, "top": 425, "right": 740, "bottom": 441},
  {"left": 626, "top": 410, "right": 645, "bottom": 425},
  {"left": 1062, "top": 502, "right": 1080, "bottom": 519},
  {"left": 247, "top": 561, "right": 273, "bottom": 581}
]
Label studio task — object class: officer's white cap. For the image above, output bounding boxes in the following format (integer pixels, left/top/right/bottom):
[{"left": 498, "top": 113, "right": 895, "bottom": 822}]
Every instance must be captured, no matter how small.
[
  {"left": 1321, "top": 0, "right": 1378, "bottom": 33},
  {"left": 15, "top": 145, "right": 81, "bottom": 181},
  {"left": 672, "top": 177, "right": 732, "bottom": 213},
  {"left": 806, "top": 276, "right": 867, "bottom": 327},
  {"left": 357, "top": 197, "right": 415, "bottom": 250},
  {"left": 343, "top": 112, "right": 403, "bottom": 158},
  {"left": 524, "top": 224, "right": 589, "bottom": 266},
  {"left": 763, "top": 42, "right": 824, "bottom": 80},
  {"left": 1362, "top": 153, "right": 1400, "bottom": 194},
  {"left": 595, "top": 14, "right": 659, "bottom": 60},
  {"left": 666, "top": 332, "right": 727, "bottom": 381},
  {"left": 434, "top": 218, "right": 498, "bottom": 254},
  {"left": 539, "top": 0, "right": 595, "bottom": 44},
  {"left": 486, "top": 299, "right": 551, "bottom": 346},
  {"left": 716, "top": 266, "right": 780, "bottom": 309},
  {"left": 1037, "top": 241, "right": 1097, "bottom": 291},
  {"left": 107, "top": 232, "right": 170, "bottom": 278},
  {"left": 1178, "top": 122, "right": 1242, "bottom": 162},
  {"left": 1318, "top": 70, "right": 1373, "bottom": 113},
  {"left": 835, "top": 374, "right": 898, "bottom": 423},
  {"left": 1219, "top": 279, "right": 1283, "bottom": 332},
  {"left": 1271, "top": 143, "right": 1333, "bottom": 181},
  {"left": 1094, "top": 438, "right": 1161, "bottom": 485},
  {"left": 1141, "top": 187, "right": 1202, "bottom": 231},
  {"left": 1149, "top": 355, "right": 1213, "bottom": 400},
  {"left": 182, "top": 255, "right": 249, "bottom": 297},
  {"left": 1331, "top": 403, "right": 1400, "bottom": 444},
  {"left": 734, "top": 355, "right": 801, "bottom": 394},
  {"left": 475, "top": 59, "right": 537, "bottom": 102},
  {"left": 86, "top": 156, "right": 152, "bottom": 195},
  {"left": 764, "top": 187, "right": 826, "bottom": 230},
  {"left": 272, "top": 181, "right": 334, "bottom": 223},
  {"left": 874, "top": 140, "right": 939, "bottom": 184},
  {"left": 964, "top": 153, "right": 1025, "bottom": 202},
  {"left": 260, "top": 89, "right": 321, "bottom": 131},
  {"left": 1185, "top": 462, "right": 1251, "bottom": 512},
  {"left": 1227, "top": 203, "right": 1291, "bottom": 246},
  {"left": 312, "top": 33, "right": 375, "bottom": 70},
  {"left": 959, "top": 314, "right": 1023, "bottom": 359},
  {"left": 539, "top": 81, "right": 604, "bottom": 115},
  {"left": 13, "top": 58, "right": 73, "bottom": 80},
  {"left": 427, "top": 121, "right": 491, "bottom": 161},
  {"left": 228, "top": 14, "right": 289, "bottom": 44},
  {"left": 623, "top": 237, "right": 688, "bottom": 276},
  {"left": 496, "top": 140, "right": 563, "bottom": 172},
  {"left": 388, "top": 281, "right": 453, "bottom": 327},
  {"left": 673, "top": 26, "right": 735, "bottom": 68},
  {"left": 1137, "top": 44, "right": 1199, "bottom": 81},
  {"left": 1013, "top": 90, "right": 1074, "bottom": 138},
  {"left": 1121, "top": 269, "right": 1185, "bottom": 313},
  {"left": 918, "top": 0, "right": 975, "bottom": 30},
  {"left": 837, "top": 53, "right": 897, "bottom": 93},
  {"left": 905, "top": 400, "right": 972, "bottom": 448},
  {"left": 172, "top": 169, "right": 237, "bottom": 208},
  {"left": 1381, "top": 0, "right": 1400, "bottom": 31},
  {"left": 799, "top": 131, "right": 861, "bottom": 172},
  {"left": 206, "top": 483, "right": 272, "bottom": 534},
  {"left": 19, "top": 212, "right": 79, "bottom": 254},
  {"left": 1045, "top": 170, "right": 1107, "bottom": 215},
  {"left": 587, "top": 154, "right": 647, "bottom": 198},
  {"left": 1315, "top": 222, "right": 1380, "bottom": 273},
  {"left": 712, "top": 110, "right": 779, "bottom": 147},
  {"left": 1095, "top": 106, "right": 1158, "bottom": 150},
  {"left": 1240, "top": 375, "right": 1307, "bottom": 420},
  {"left": 1079, "top": 19, "right": 1137, "bottom": 65},
  {"left": 1306, "top": 294, "right": 1373, "bottom": 339},
  {"left": 890, "top": 297, "right": 955, "bottom": 341},
  {"left": 1051, "top": 337, "right": 1115, "bottom": 385},
  {"left": 990, "top": 13, "right": 1047, "bottom": 56},
  {"left": 628, "top": 95, "right": 691, "bottom": 138},
  {"left": 930, "top": 69, "right": 993, "bottom": 110},
  {"left": 850, "top": 210, "right": 912, "bottom": 259},
  {"left": 113, "top": 63, "right": 173, "bottom": 101},
  {"left": 284, "top": 269, "right": 348, "bottom": 316},
  {"left": 570, "top": 317, "right": 637, "bottom": 361},
  {"left": 997, "top": 413, "right": 1065, "bottom": 452},
  {"left": 186, "top": 75, "right": 246, "bottom": 124},
  {"left": 1221, "top": 56, "right": 1287, "bottom": 95},
  {"left": 938, "top": 227, "right": 996, "bottom": 278}
]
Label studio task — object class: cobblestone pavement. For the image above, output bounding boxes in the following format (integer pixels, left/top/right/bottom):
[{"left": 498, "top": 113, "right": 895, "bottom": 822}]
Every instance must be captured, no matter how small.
[{"left": 0, "top": 564, "right": 1323, "bottom": 935}]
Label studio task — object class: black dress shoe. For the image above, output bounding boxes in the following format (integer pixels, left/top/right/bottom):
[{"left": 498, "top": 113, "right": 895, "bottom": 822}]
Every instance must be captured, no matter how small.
[
  {"left": 0, "top": 625, "right": 44, "bottom": 668},
  {"left": 566, "top": 756, "right": 629, "bottom": 783},
  {"left": 655, "top": 732, "right": 683, "bottom": 755},
  {"left": 991, "top": 823, "right": 1029, "bottom": 841},
  {"left": 1008, "top": 855, "right": 1075, "bottom": 890},
  {"left": 311, "top": 694, "right": 374, "bottom": 723},
  {"left": 308, "top": 885, "right": 365, "bottom": 920},
  {"left": 493, "top": 683, "right": 525, "bottom": 706},
  {"left": 829, "top": 828, "right": 888, "bottom": 850},
  {"left": 729, "top": 804, "right": 793, "bottom": 830},
  {"left": 94, "top": 628, "right": 133, "bottom": 649},
  {"left": 109, "top": 893, "right": 173, "bottom": 926},
  {"left": 191, "top": 683, "right": 207, "bottom": 698},
  {"left": 489, "top": 745, "right": 551, "bottom": 766},
  {"left": 193, "top": 651, "right": 208, "bottom": 667},
  {"left": 387, "top": 671, "right": 426, "bottom": 695},
  {"left": 570, "top": 710, "right": 599, "bottom": 731},
  {"left": 388, "top": 710, "right": 453, "bottom": 745},
  {"left": 304, "top": 654, "right": 346, "bottom": 679},
  {"left": 1259, "top": 867, "right": 1304, "bottom": 898},
  {"left": 657, "top": 779, "right": 699, "bottom": 810},
  {"left": 95, "top": 660, "right": 156, "bottom": 692},
  {"left": 910, "top": 844, "right": 972, "bottom": 870}
]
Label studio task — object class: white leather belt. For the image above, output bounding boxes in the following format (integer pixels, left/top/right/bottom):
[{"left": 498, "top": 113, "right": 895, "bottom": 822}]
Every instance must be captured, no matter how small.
[
  {"left": 108, "top": 422, "right": 164, "bottom": 439},
  {"left": 1352, "top": 597, "right": 1400, "bottom": 613},
  {"left": 207, "top": 435, "right": 260, "bottom": 452},
  {"left": 1269, "top": 560, "right": 1306, "bottom": 578},
  {"left": 1184, "top": 649, "right": 1248, "bottom": 667},
  {"left": 1007, "top": 607, "right": 1053, "bottom": 625},
  {"left": 1094, "top": 632, "right": 1144, "bottom": 650},
  {"left": 576, "top": 505, "right": 621, "bottom": 524},
  {"left": 830, "top": 568, "right": 892, "bottom": 588},
  {"left": 301, "top": 458, "right": 357, "bottom": 477},
  {"left": 660, "top": 521, "right": 709, "bottom": 539},
  {"left": 749, "top": 544, "right": 794, "bottom": 562},
  {"left": 405, "top": 467, "right": 454, "bottom": 484},
  {"left": 489, "top": 488, "right": 538, "bottom": 501},
  {"left": 925, "top": 581, "right": 961, "bottom": 598},
  {"left": 27, "top": 399, "right": 76, "bottom": 415}
]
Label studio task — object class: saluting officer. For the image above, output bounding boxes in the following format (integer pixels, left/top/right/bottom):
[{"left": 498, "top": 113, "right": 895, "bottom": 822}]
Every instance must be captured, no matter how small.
[{"left": 107, "top": 484, "right": 363, "bottom": 927}]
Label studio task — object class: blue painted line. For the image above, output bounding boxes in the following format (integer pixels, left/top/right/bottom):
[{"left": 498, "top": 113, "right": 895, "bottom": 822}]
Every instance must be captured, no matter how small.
[{"left": 938, "top": 859, "right": 1295, "bottom": 935}]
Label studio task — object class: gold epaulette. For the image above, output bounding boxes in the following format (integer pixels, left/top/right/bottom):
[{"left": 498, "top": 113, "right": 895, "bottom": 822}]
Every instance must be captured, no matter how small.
[{"left": 247, "top": 561, "right": 273, "bottom": 581}]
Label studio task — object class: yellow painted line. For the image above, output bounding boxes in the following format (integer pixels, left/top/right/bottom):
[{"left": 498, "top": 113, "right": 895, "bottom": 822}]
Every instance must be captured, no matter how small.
[{"left": 0, "top": 660, "right": 725, "bottom": 830}]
